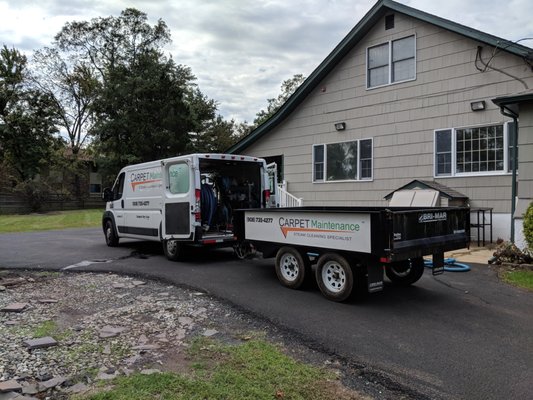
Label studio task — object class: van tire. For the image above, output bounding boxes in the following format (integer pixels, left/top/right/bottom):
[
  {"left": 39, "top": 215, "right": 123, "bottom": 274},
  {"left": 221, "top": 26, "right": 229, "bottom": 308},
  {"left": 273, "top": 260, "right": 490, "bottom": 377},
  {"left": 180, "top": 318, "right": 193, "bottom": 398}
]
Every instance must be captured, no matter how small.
[
  {"left": 163, "top": 239, "right": 182, "bottom": 261},
  {"left": 104, "top": 220, "right": 119, "bottom": 247},
  {"left": 275, "top": 247, "right": 311, "bottom": 289},
  {"left": 316, "top": 253, "right": 354, "bottom": 302},
  {"left": 385, "top": 258, "right": 425, "bottom": 286}
]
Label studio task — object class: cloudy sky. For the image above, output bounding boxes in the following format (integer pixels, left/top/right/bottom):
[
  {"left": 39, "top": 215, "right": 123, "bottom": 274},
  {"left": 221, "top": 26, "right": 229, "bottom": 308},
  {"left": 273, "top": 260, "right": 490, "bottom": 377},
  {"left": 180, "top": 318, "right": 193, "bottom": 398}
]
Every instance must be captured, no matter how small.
[{"left": 1, "top": 0, "right": 533, "bottom": 123}]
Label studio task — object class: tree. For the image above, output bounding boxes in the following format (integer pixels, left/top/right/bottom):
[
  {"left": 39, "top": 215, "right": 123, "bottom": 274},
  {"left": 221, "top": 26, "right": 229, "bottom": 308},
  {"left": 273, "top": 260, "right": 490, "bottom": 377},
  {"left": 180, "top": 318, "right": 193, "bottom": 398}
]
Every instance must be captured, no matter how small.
[
  {"left": 30, "top": 48, "right": 101, "bottom": 199},
  {"left": 253, "top": 74, "right": 306, "bottom": 127},
  {"left": 193, "top": 116, "right": 237, "bottom": 153},
  {"left": 54, "top": 8, "right": 220, "bottom": 178},
  {"left": 55, "top": 8, "right": 171, "bottom": 83},
  {"left": 91, "top": 50, "right": 218, "bottom": 176},
  {"left": 32, "top": 47, "right": 100, "bottom": 156},
  {"left": 0, "top": 46, "right": 60, "bottom": 183}
]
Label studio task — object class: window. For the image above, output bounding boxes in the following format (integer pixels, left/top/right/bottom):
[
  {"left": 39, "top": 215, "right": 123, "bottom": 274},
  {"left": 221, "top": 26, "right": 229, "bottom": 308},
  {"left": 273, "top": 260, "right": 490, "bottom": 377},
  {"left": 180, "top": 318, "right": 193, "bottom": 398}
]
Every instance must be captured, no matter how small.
[
  {"left": 112, "top": 172, "right": 125, "bottom": 200},
  {"left": 385, "top": 14, "right": 394, "bottom": 30},
  {"left": 367, "top": 35, "right": 415, "bottom": 88},
  {"left": 169, "top": 163, "right": 189, "bottom": 194},
  {"left": 360, "top": 139, "right": 373, "bottom": 179},
  {"left": 508, "top": 121, "right": 518, "bottom": 172},
  {"left": 435, "top": 130, "right": 452, "bottom": 176},
  {"left": 434, "top": 123, "right": 517, "bottom": 177},
  {"left": 313, "top": 139, "right": 373, "bottom": 182},
  {"left": 313, "top": 146, "right": 324, "bottom": 181}
]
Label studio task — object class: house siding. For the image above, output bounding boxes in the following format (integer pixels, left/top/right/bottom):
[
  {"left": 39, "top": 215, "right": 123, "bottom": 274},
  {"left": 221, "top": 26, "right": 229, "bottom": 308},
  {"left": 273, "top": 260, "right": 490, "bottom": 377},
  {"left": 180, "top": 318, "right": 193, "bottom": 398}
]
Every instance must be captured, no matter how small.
[
  {"left": 518, "top": 103, "right": 533, "bottom": 200},
  {"left": 242, "top": 13, "right": 533, "bottom": 214}
]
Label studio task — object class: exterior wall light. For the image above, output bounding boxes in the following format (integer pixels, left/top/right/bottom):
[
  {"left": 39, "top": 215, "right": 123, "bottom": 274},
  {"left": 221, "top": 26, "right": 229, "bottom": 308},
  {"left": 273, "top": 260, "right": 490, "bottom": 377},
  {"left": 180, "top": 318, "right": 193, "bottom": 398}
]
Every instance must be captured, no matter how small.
[
  {"left": 471, "top": 100, "right": 486, "bottom": 111},
  {"left": 334, "top": 122, "right": 346, "bottom": 131}
]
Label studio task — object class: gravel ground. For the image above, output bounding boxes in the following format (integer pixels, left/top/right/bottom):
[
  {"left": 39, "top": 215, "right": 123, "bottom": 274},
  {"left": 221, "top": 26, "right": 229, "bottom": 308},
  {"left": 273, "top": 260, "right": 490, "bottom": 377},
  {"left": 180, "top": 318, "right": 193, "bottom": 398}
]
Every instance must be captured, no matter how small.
[
  {"left": 0, "top": 271, "right": 349, "bottom": 399},
  {"left": 1, "top": 270, "right": 247, "bottom": 398},
  {"left": 0, "top": 270, "right": 416, "bottom": 400}
]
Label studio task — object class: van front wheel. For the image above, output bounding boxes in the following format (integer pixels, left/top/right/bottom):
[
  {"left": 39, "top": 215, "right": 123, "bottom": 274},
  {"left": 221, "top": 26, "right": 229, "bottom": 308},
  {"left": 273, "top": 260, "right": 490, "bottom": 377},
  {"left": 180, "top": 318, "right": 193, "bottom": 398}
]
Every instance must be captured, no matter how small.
[
  {"left": 104, "top": 220, "right": 119, "bottom": 247},
  {"left": 163, "top": 239, "right": 182, "bottom": 261}
]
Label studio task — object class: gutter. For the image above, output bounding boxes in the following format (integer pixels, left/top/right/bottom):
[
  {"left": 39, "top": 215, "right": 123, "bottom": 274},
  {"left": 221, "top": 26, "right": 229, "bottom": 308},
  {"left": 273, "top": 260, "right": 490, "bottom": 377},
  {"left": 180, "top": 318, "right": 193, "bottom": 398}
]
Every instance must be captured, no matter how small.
[{"left": 498, "top": 105, "right": 519, "bottom": 243}]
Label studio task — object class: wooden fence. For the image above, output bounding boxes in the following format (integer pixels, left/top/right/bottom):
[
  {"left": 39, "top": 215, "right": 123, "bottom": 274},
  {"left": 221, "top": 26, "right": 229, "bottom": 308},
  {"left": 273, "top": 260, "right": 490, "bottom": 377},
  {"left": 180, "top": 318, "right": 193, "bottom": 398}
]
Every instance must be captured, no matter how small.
[{"left": 0, "top": 192, "right": 104, "bottom": 214}]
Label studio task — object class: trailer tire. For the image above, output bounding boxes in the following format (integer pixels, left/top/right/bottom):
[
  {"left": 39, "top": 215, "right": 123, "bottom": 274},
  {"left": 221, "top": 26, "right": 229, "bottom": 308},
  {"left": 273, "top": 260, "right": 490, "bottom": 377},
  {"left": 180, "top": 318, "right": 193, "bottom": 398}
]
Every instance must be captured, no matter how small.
[
  {"left": 104, "top": 220, "right": 119, "bottom": 247},
  {"left": 163, "top": 239, "right": 182, "bottom": 261},
  {"left": 385, "top": 258, "right": 425, "bottom": 286},
  {"left": 316, "top": 253, "right": 354, "bottom": 302},
  {"left": 275, "top": 247, "right": 311, "bottom": 289}
]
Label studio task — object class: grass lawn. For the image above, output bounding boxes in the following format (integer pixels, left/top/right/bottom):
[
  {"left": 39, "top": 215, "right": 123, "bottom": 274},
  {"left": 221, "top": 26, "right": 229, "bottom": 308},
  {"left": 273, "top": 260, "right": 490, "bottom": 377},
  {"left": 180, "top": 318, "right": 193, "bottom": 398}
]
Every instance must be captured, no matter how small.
[
  {"left": 502, "top": 269, "right": 533, "bottom": 291},
  {"left": 81, "top": 338, "right": 361, "bottom": 400},
  {"left": 0, "top": 209, "right": 103, "bottom": 233}
]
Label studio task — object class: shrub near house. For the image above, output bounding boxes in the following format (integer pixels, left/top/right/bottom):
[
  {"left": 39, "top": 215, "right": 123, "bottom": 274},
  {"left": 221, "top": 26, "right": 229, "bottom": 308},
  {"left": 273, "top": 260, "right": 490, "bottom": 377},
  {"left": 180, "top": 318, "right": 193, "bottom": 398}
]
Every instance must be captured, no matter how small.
[{"left": 524, "top": 202, "right": 533, "bottom": 250}]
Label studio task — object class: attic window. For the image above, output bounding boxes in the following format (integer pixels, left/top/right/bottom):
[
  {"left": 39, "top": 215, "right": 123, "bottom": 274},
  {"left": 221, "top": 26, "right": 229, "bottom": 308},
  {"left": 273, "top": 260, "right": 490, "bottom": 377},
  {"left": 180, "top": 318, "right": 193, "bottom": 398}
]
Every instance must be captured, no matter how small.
[
  {"left": 367, "top": 35, "right": 416, "bottom": 88},
  {"left": 385, "top": 14, "right": 394, "bottom": 30}
]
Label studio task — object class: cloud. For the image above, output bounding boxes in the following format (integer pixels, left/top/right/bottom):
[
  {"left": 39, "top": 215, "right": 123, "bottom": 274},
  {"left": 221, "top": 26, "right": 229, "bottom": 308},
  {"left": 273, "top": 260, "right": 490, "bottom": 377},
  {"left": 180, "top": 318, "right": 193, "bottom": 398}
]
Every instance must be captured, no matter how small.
[{"left": 1, "top": 0, "right": 532, "bottom": 123}]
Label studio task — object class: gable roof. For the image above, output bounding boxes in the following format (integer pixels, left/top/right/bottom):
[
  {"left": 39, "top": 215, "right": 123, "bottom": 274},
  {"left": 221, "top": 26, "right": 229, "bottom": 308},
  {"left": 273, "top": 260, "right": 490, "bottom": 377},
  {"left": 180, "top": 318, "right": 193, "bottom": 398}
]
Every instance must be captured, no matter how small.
[
  {"left": 384, "top": 180, "right": 468, "bottom": 200},
  {"left": 228, "top": 0, "right": 533, "bottom": 154}
]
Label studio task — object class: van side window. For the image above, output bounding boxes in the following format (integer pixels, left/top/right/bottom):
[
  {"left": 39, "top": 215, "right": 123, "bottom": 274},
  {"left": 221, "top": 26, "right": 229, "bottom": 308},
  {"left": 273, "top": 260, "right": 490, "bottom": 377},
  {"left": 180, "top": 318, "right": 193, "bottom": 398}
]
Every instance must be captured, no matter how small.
[
  {"left": 169, "top": 163, "right": 189, "bottom": 194},
  {"left": 112, "top": 172, "right": 125, "bottom": 200}
]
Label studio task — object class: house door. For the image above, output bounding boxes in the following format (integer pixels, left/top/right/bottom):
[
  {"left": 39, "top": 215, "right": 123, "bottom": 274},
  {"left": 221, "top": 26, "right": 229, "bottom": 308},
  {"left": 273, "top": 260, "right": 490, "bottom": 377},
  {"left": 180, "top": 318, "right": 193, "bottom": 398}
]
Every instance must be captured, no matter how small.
[{"left": 263, "top": 155, "right": 283, "bottom": 183}]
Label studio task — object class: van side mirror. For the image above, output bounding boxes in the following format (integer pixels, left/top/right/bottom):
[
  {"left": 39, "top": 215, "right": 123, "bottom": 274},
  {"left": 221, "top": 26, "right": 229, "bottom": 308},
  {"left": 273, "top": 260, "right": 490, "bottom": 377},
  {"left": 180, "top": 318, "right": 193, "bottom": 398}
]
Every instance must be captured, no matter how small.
[{"left": 102, "top": 187, "right": 114, "bottom": 202}]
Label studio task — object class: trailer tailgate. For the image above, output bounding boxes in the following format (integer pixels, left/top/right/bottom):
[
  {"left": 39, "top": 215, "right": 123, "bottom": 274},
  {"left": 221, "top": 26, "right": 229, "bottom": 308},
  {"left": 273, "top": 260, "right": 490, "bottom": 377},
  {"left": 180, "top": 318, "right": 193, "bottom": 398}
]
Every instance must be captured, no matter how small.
[{"left": 388, "top": 207, "right": 470, "bottom": 260}]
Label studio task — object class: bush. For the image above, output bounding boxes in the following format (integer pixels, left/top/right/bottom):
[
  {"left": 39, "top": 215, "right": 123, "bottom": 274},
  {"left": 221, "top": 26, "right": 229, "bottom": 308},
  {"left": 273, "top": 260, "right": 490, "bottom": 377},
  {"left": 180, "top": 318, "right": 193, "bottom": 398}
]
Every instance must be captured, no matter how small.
[
  {"left": 13, "top": 179, "right": 53, "bottom": 212},
  {"left": 524, "top": 202, "right": 533, "bottom": 250}
]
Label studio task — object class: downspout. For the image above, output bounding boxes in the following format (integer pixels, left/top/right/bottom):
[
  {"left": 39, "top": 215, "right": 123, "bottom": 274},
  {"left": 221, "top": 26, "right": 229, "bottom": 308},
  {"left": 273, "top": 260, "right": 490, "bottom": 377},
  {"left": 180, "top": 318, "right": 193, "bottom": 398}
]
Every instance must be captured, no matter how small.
[{"left": 499, "top": 106, "right": 519, "bottom": 243}]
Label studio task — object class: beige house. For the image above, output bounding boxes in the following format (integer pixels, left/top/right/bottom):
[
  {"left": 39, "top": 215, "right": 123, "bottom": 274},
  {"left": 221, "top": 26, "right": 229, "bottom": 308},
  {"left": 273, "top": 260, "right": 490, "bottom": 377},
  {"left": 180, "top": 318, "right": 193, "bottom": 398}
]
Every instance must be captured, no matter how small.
[{"left": 228, "top": 0, "right": 533, "bottom": 245}]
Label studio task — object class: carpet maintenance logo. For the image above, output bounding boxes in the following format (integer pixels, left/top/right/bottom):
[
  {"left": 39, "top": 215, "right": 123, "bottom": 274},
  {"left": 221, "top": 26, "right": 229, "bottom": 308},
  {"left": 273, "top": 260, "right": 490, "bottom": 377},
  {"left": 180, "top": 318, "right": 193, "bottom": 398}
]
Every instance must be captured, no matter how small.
[
  {"left": 245, "top": 211, "right": 371, "bottom": 252},
  {"left": 278, "top": 217, "right": 361, "bottom": 239},
  {"left": 130, "top": 171, "right": 162, "bottom": 191}
]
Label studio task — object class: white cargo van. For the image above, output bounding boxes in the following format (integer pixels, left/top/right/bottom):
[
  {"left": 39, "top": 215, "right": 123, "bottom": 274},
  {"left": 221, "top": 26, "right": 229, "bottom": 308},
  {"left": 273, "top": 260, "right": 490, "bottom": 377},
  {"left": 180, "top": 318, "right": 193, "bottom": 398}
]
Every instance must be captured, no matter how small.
[{"left": 102, "top": 153, "right": 275, "bottom": 260}]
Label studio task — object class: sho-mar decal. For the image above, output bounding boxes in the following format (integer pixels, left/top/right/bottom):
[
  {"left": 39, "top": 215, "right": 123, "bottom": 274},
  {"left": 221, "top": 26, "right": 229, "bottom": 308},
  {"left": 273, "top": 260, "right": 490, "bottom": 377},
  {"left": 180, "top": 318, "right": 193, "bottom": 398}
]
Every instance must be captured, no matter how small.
[{"left": 418, "top": 211, "right": 447, "bottom": 223}]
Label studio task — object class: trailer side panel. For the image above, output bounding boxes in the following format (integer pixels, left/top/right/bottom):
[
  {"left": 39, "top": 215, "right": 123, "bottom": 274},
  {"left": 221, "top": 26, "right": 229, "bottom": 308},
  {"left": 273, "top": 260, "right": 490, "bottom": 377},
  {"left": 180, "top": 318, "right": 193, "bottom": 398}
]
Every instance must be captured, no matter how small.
[{"left": 242, "top": 210, "right": 372, "bottom": 253}]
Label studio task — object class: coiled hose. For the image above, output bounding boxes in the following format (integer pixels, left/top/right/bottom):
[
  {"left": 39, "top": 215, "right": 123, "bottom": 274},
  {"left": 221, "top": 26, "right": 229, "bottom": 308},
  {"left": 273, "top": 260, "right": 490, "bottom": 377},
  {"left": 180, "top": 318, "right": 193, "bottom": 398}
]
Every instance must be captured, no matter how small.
[{"left": 424, "top": 258, "right": 471, "bottom": 272}]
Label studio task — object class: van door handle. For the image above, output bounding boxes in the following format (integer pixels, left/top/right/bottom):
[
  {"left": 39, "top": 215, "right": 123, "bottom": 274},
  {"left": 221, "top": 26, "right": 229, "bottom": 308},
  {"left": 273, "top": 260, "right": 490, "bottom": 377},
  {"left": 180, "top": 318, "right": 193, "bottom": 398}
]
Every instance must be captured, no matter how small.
[{"left": 121, "top": 200, "right": 124, "bottom": 208}]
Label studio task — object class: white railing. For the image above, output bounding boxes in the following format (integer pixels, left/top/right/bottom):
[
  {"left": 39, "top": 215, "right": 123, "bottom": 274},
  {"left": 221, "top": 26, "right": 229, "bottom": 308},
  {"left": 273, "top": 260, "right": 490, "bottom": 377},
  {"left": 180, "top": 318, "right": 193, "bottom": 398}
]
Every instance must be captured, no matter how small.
[{"left": 277, "top": 183, "right": 303, "bottom": 207}]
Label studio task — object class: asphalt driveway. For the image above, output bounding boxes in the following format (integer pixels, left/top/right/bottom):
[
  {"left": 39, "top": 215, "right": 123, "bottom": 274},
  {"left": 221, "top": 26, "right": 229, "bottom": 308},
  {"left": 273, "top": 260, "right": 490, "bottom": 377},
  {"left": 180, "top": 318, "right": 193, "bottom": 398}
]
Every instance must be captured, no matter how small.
[{"left": 1, "top": 228, "right": 532, "bottom": 400}]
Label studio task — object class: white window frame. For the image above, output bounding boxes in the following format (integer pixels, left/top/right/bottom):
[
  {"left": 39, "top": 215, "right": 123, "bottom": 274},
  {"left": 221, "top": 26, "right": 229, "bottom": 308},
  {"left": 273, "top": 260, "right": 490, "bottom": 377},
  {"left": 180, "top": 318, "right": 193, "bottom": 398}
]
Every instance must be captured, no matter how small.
[
  {"left": 366, "top": 34, "right": 416, "bottom": 90},
  {"left": 312, "top": 138, "right": 373, "bottom": 183},
  {"left": 433, "top": 122, "right": 515, "bottom": 178}
]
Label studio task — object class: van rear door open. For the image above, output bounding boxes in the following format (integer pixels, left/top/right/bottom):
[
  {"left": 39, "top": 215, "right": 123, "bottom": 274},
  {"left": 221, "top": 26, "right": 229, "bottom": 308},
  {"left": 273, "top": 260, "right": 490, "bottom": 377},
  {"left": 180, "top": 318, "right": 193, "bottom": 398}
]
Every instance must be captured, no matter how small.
[{"left": 161, "top": 158, "right": 194, "bottom": 240}]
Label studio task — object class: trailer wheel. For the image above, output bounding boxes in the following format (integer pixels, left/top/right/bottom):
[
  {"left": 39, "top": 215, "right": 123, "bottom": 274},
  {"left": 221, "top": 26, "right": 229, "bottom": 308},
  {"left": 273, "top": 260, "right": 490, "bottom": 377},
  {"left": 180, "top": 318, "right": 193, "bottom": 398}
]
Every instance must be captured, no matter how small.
[
  {"left": 316, "top": 253, "right": 354, "bottom": 302},
  {"left": 385, "top": 258, "right": 425, "bottom": 286},
  {"left": 275, "top": 247, "right": 311, "bottom": 289},
  {"left": 163, "top": 239, "right": 182, "bottom": 261},
  {"left": 104, "top": 220, "right": 119, "bottom": 247}
]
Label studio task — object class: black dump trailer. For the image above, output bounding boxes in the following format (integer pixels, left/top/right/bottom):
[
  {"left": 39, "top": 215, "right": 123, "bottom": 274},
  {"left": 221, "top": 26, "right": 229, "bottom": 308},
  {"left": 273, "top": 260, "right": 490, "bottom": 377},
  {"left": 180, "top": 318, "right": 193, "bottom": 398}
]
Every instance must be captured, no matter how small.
[{"left": 234, "top": 206, "right": 470, "bottom": 302}]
